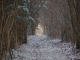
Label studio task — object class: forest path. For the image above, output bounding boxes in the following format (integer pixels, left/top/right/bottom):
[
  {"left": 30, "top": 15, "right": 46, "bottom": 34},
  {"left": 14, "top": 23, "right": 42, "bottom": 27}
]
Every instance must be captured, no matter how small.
[{"left": 11, "top": 35, "right": 80, "bottom": 60}]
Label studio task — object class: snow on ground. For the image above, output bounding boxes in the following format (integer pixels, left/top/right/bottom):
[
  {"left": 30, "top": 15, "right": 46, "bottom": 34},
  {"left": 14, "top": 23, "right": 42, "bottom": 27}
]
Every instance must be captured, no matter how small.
[{"left": 11, "top": 35, "right": 80, "bottom": 60}]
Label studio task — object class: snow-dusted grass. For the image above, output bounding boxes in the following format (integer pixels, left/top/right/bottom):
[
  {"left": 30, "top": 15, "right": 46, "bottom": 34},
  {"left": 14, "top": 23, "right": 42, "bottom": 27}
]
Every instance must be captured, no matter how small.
[{"left": 11, "top": 35, "right": 80, "bottom": 60}]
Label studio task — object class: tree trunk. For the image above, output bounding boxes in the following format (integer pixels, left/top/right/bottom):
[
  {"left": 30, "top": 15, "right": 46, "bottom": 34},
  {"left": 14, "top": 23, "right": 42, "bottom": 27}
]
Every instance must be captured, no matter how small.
[
  {"left": 76, "top": 0, "right": 80, "bottom": 49},
  {"left": 67, "top": 0, "right": 80, "bottom": 49}
]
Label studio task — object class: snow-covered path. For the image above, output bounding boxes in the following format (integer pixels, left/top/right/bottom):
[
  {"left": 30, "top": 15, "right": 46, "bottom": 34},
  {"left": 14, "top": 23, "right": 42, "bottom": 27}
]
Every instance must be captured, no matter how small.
[{"left": 11, "top": 35, "right": 80, "bottom": 60}]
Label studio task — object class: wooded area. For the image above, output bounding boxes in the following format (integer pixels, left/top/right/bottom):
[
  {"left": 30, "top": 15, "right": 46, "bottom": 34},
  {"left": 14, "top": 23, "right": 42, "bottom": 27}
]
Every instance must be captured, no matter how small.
[
  {"left": 40, "top": 0, "right": 80, "bottom": 48},
  {"left": 0, "top": 0, "right": 80, "bottom": 60}
]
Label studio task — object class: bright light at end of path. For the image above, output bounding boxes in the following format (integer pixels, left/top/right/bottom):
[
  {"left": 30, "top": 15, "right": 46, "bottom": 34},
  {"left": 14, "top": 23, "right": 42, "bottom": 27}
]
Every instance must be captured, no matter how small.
[{"left": 35, "top": 24, "right": 44, "bottom": 35}]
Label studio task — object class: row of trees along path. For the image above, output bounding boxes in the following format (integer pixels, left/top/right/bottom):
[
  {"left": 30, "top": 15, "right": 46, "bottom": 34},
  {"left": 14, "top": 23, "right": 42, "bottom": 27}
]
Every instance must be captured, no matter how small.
[{"left": 0, "top": 0, "right": 80, "bottom": 60}]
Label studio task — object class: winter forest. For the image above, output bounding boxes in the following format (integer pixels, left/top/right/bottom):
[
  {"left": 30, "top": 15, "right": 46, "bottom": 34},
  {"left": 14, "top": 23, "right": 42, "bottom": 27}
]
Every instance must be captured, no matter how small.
[{"left": 0, "top": 0, "right": 80, "bottom": 60}]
